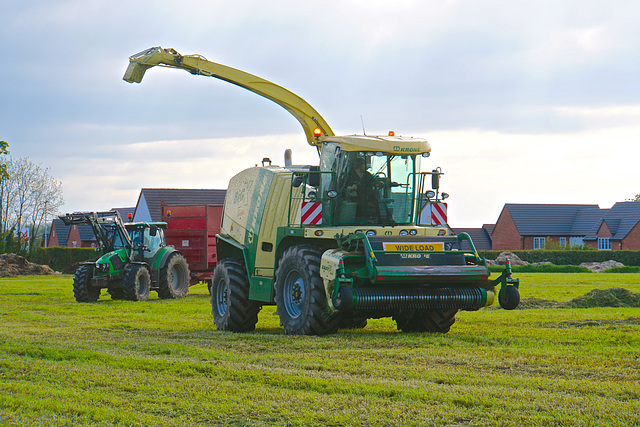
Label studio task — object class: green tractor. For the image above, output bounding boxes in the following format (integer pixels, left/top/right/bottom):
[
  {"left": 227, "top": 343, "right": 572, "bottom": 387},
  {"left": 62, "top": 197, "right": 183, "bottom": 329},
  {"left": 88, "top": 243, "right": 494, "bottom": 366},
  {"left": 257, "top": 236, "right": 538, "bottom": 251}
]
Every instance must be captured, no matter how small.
[
  {"left": 124, "top": 47, "right": 520, "bottom": 334},
  {"left": 60, "top": 211, "right": 190, "bottom": 302}
]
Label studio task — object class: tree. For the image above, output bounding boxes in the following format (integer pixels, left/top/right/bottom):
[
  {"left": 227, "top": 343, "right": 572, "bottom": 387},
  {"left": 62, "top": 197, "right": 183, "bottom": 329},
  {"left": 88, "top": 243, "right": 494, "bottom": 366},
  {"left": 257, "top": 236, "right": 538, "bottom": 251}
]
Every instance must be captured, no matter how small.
[
  {"left": 632, "top": 194, "right": 640, "bottom": 202},
  {"left": 0, "top": 155, "right": 64, "bottom": 253}
]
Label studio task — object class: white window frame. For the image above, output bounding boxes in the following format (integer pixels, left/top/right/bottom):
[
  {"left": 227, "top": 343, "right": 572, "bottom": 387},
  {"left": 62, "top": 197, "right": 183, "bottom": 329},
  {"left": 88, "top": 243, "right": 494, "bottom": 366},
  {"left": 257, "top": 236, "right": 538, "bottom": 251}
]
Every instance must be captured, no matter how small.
[
  {"left": 597, "top": 237, "right": 611, "bottom": 251},
  {"left": 534, "top": 237, "right": 546, "bottom": 250},
  {"left": 558, "top": 237, "right": 567, "bottom": 248},
  {"left": 570, "top": 237, "right": 584, "bottom": 247}
]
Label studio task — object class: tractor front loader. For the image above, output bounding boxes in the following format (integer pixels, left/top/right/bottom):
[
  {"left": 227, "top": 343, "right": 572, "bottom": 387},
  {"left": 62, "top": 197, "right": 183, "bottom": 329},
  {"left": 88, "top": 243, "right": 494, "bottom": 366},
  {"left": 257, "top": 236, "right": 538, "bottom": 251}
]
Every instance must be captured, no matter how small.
[
  {"left": 60, "top": 211, "right": 190, "bottom": 302},
  {"left": 124, "top": 47, "right": 520, "bottom": 334}
]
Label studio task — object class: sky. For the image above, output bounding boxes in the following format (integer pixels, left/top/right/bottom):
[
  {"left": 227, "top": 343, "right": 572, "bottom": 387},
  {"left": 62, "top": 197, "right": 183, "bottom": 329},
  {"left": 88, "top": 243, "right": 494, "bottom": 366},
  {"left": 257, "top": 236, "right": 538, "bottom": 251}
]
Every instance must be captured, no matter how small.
[{"left": 2, "top": 0, "right": 640, "bottom": 226}]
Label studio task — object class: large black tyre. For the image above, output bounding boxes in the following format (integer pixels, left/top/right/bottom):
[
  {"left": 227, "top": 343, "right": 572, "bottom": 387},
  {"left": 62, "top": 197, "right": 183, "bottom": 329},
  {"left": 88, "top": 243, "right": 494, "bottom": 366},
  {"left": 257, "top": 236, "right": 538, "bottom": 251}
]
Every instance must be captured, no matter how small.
[
  {"left": 122, "top": 265, "right": 151, "bottom": 302},
  {"left": 393, "top": 309, "right": 458, "bottom": 333},
  {"left": 211, "top": 258, "right": 261, "bottom": 332},
  {"left": 275, "top": 245, "right": 342, "bottom": 335},
  {"left": 158, "top": 253, "right": 190, "bottom": 299},
  {"left": 73, "top": 265, "right": 100, "bottom": 303}
]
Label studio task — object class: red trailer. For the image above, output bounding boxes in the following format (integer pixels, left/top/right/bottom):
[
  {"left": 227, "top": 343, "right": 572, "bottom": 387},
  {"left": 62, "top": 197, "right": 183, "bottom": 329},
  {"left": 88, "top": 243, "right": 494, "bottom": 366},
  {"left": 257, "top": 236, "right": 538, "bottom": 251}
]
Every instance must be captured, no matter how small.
[{"left": 161, "top": 203, "right": 223, "bottom": 286}]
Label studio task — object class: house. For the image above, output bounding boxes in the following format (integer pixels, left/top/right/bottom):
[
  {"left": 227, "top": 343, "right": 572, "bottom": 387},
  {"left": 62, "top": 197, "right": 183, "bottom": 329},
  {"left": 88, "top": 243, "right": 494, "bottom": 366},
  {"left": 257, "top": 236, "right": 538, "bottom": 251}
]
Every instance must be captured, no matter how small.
[
  {"left": 47, "top": 218, "right": 96, "bottom": 248},
  {"left": 583, "top": 202, "right": 640, "bottom": 250},
  {"left": 491, "top": 202, "right": 640, "bottom": 251},
  {"left": 133, "top": 188, "right": 227, "bottom": 222}
]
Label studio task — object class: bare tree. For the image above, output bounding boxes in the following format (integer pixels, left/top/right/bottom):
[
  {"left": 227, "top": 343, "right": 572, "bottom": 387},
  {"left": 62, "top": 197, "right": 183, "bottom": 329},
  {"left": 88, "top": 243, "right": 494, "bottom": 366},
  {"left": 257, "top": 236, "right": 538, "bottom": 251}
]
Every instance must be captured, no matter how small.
[{"left": 0, "top": 156, "right": 64, "bottom": 251}]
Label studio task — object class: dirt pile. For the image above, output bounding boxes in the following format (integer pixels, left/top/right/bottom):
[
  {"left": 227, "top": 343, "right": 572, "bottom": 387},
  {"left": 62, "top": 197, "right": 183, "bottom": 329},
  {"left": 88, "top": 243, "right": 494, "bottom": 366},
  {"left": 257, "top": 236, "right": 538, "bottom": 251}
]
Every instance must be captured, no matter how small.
[
  {"left": 563, "top": 287, "right": 640, "bottom": 308},
  {"left": 516, "top": 287, "right": 640, "bottom": 309},
  {"left": 0, "top": 253, "right": 55, "bottom": 277},
  {"left": 579, "top": 260, "right": 625, "bottom": 273}
]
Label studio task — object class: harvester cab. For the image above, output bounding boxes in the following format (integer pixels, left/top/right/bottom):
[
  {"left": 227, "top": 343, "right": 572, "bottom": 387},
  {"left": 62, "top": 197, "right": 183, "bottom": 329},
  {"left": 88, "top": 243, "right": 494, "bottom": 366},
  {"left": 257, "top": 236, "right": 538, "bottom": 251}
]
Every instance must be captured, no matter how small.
[
  {"left": 60, "top": 211, "right": 191, "bottom": 303},
  {"left": 124, "top": 47, "right": 520, "bottom": 335}
]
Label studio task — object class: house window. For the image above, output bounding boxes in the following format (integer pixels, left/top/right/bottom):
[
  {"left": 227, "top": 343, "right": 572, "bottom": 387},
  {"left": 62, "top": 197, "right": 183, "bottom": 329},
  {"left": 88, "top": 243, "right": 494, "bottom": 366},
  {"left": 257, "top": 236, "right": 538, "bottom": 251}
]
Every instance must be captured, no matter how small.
[
  {"left": 558, "top": 237, "right": 567, "bottom": 248},
  {"left": 534, "top": 237, "right": 546, "bottom": 250},
  {"left": 570, "top": 237, "right": 584, "bottom": 247},
  {"left": 598, "top": 237, "right": 611, "bottom": 251}
]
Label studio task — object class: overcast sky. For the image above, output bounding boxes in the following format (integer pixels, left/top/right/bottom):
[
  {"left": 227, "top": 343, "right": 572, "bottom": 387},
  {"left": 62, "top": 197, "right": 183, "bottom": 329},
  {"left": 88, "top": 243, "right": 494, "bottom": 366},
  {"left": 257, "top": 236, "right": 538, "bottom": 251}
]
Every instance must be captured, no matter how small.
[{"left": 2, "top": 0, "right": 640, "bottom": 226}]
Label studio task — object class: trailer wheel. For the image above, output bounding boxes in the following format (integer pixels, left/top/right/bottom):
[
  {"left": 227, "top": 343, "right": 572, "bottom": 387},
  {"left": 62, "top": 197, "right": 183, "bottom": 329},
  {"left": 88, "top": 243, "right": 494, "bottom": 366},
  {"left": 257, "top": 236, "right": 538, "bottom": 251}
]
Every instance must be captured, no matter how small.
[
  {"left": 73, "top": 265, "right": 100, "bottom": 303},
  {"left": 122, "top": 265, "right": 151, "bottom": 301},
  {"left": 158, "top": 253, "right": 190, "bottom": 299},
  {"left": 211, "top": 258, "right": 261, "bottom": 332},
  {"left": 394, "top": 309, "right": 458, "bottom": 333},
  {"left": 275, "top": 245, "right": 342, "bottom": 335}
]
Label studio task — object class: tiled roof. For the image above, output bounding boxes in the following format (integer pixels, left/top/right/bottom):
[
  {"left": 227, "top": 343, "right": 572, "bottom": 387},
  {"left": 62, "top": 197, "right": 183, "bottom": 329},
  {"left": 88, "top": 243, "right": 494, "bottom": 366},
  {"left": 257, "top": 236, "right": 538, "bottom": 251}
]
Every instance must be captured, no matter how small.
[
  {"left": 134, "top": 188, "right": 227, "bottom": 222},
  {"left": 506, "top": 204, "right": 601, "bottom": 236},
  {"left": 452, "top": 228, "right": 492, "bottom": 251},
  {"left": 584, "top": 202, "right": 640, "bottom": 240},
  {"left": 50, "top": 218, "right": 70, "bottom": 247}
]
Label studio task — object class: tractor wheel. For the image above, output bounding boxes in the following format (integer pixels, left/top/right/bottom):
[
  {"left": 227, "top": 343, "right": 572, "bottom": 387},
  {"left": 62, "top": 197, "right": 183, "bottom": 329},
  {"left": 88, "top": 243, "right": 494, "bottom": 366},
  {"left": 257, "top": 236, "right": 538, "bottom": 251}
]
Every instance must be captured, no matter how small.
[
  {"left": 211, "top": 258, "right": 261, "bottom": 332},
  {"left": 275, "top": 245, "right": 342, "bottom": 335},
  {"left": 122, "top": 265, "right": 151, "bottom": 302},
  {"left": 73, "top": 265, "right": 100, "bottom": 303},
  {"left": 499, "top": 286, "right": 520, "bottom": 310},
  {"left": 394, "top": 309, "right": 458, "bottom": 333},
  {"left": 158, "top": 253, "right": 190, "bottom": 299}
]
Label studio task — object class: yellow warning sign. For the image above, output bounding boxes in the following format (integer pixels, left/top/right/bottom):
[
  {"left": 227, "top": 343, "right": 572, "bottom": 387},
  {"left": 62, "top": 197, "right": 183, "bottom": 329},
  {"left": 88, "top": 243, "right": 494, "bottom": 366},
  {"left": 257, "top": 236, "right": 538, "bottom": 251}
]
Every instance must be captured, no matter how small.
[{"left": 383, "top": 242, "right": 444, "bottom": 252}]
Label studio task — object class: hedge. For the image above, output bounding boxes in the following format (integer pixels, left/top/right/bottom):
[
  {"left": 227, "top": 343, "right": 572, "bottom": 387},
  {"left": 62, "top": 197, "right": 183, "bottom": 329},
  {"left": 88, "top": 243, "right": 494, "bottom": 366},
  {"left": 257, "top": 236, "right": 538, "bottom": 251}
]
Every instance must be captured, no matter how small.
[
  {"left": 479, "top": 250, "right": 640, "bottom": 267},
  {"left": 28, "top": 247, "right": 98, "bottom": 272}
]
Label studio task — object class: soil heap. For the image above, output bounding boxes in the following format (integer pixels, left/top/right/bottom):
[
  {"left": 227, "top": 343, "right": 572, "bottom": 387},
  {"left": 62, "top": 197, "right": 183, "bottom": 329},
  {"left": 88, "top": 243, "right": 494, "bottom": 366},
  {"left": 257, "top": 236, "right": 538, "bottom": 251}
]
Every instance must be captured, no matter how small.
[{"left": 0, "top": 253, "right": 55, "bottom": 277}]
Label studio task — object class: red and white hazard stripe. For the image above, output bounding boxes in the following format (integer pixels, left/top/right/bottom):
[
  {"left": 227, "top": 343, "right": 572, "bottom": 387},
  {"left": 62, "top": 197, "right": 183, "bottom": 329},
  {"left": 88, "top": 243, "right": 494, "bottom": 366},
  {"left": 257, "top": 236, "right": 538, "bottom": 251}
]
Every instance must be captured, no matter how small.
[
  {"left": 430, "top": 202, "right": 447, "bottom": 225},
  {"left": 301, "top": 202, "right": 322, "bottom": 225}
]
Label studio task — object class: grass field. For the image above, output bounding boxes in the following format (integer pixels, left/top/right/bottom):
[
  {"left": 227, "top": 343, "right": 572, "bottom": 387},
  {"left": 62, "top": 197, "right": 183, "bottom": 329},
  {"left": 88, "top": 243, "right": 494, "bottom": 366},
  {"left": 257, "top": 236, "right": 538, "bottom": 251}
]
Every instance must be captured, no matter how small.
[{"left": 1, "top": 273, "right": 640, "bottom": 426}]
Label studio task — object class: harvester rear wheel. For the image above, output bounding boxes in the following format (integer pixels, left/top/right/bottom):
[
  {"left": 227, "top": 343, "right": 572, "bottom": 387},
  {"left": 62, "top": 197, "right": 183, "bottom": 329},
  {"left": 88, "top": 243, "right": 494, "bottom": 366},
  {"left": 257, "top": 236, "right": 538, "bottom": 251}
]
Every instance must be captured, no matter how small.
[
  {"left": 158, "top": 253, "right": 190, "bottom": 299},
  {"left": 122, "top": 265, "right": 151, "bottom": 302},
  {"left": 73, "top": 265, "right": 100, "bottom": 303},
  {"left": 394, "top": 309, "right": 458, "bottom": 333},
  {"left": 211, "top": 258, "right": 261, "bottom": 332},
  {"left": 275, "top": 245, "right": 342, "bottom": 335}
]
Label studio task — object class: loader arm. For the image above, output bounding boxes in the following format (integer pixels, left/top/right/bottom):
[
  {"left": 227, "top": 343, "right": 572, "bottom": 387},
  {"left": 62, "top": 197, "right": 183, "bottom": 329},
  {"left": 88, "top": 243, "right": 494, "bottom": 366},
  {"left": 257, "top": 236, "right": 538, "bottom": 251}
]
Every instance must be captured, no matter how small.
[{"left": 124, "top": 47, "right": 334, "bottom": 150}]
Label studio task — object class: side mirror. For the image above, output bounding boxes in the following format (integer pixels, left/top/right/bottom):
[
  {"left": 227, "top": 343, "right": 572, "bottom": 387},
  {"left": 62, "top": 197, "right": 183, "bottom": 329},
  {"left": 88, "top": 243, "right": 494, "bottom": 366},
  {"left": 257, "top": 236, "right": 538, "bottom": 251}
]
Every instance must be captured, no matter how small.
[
  {"left": 308, "top": 166, "right": 320, "bottom": 187},
  {"left": 431, "top": 170, "right": 440, "bottom": 190},
  {"left": 149, "top": 226, "right": 157, "bottom": 236}
]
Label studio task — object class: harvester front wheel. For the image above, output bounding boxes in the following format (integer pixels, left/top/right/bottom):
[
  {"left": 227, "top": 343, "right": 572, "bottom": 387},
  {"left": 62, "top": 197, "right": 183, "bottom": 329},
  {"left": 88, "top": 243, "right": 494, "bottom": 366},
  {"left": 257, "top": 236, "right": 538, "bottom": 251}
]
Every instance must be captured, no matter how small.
[
  {"left": 275, "top": 245, "right": 342, "bottom": 335},
  {"left": 73, "top": 265, "right": 100, "bottom": 303},
  {"left": 158, "top": 253, "right": 190, "bottom": 299},
  {"left": 122, "top": 265, "right": 151, "bottom": 301},
  {"left": 211, "top": 258, "right": 261, "bottom": 332},
  {"left": 394, "top": 309, "right": 458, "bottom": 333}
]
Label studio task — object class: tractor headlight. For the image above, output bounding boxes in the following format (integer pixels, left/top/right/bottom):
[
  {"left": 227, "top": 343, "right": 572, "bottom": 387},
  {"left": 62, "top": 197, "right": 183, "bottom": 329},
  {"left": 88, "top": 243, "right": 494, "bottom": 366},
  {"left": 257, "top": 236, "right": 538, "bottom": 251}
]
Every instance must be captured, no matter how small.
[
  {"left": 399, "top": 230, "right": 409, "bottom": 236},
  {"left": 366, "top": 230, "right": 376, "bottom": 236},
  {"left": 409, "top": 230, "right": 417, "bottom": 235}
]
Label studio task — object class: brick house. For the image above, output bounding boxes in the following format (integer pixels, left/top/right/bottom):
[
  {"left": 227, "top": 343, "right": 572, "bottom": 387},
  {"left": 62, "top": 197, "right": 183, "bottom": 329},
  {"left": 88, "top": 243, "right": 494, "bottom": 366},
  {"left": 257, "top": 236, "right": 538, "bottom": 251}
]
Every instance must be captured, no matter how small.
[
  {"left": 491, "top": 202, "right": 640, "bottom": 251},
  {"left": 582, "top": 202, "right": 640, "bottom": 250}
]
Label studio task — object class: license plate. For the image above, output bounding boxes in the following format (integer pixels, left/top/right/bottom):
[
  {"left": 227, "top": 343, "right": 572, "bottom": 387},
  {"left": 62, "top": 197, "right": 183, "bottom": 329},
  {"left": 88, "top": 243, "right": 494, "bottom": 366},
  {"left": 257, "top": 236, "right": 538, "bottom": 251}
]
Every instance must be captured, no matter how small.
[{"left": 383, "top": 242, "right": 444, "bottom": 251}]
